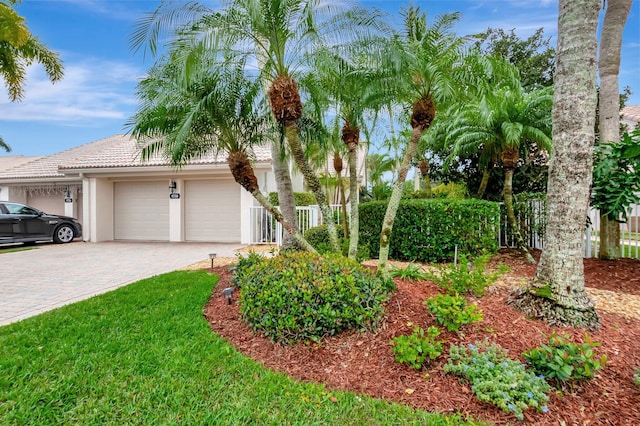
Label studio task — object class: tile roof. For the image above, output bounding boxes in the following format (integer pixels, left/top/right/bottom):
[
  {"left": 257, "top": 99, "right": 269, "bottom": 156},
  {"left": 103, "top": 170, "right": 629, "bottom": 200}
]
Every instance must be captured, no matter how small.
[
  {"left": 0, "top": 155, "right": 42, "bottom": 173},
  {"left": 622, "top": 105, "right": 640, "bottom": 124},
  {"left": 0, "top": 134, "right": 272, "bottom": 180}
]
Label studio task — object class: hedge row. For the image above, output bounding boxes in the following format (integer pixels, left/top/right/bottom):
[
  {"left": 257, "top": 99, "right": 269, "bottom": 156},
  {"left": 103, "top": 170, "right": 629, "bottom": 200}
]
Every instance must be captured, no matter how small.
[
  {"left": 359, "top": 199, "right": 500, "bottom": 262},
  {"left": 268, "top": 191, "right": 316, "bottom": 206}
]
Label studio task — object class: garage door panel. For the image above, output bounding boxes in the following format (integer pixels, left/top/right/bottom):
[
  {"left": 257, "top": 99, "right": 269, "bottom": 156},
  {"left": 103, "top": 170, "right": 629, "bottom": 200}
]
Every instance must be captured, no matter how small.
[
  {"left": 114, "top": 182, "right": 169, "bottom": 241},
  {"left": 185, "top": 179, "right": 240, "bottom": 242}
]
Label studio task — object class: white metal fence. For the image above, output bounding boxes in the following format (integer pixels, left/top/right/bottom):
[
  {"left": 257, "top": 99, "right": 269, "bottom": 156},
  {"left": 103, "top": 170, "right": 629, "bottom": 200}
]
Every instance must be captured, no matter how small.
[
  {"left": 248, "top": 205, "right": 343, "bottom": 245},
  {"left": 500, "top": 200, "right": 640, "bottom": 259}
]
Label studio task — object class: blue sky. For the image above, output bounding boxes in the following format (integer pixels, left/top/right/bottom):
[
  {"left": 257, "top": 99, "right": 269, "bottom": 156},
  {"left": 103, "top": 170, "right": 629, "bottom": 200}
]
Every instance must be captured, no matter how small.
[{"left": 1, "top": 0, "right": 639, "bottom": 157}]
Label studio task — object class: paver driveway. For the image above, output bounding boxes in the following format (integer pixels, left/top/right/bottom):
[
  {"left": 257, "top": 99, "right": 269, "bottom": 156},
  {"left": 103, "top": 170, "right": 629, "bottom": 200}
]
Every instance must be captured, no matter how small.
[{"left": 0, "top": 241, "right": 242, "bottom": 326}]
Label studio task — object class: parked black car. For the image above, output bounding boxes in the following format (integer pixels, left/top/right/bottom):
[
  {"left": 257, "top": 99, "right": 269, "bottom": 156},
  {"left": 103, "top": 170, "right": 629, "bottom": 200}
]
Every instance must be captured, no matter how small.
[{"left": 0, "top": 202, "right": 82, "bottom": 244}]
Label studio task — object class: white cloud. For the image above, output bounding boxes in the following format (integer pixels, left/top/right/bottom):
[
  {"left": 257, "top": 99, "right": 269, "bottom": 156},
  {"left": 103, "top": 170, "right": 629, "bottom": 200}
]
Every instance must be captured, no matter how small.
[{"left": 0, "top": 59, "right": 143, "bottom": 124}]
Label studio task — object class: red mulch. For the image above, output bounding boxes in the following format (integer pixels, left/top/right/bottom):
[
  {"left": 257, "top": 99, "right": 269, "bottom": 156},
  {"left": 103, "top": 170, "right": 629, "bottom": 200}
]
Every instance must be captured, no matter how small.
[{"left": 203, "top": 249, "right": 640, "bottom": 425}]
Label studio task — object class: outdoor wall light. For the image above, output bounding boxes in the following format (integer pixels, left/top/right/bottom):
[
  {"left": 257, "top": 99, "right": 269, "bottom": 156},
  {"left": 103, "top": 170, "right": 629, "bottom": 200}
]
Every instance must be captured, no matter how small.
[
  {"left": 168, "top": 180, "right": 177, "bottom": 194},
  {"left": 222, "top": 287, "right": 234, "bottom": 305}
]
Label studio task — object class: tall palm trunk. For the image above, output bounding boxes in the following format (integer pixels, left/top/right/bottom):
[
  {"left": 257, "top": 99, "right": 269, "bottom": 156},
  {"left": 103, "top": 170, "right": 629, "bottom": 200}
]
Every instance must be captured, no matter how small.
[
  {"left": 378, "top": 97, "right": 435, "bottom": 276},
  {"left": 502, "top": 148, "right": 534, "bottom": 263},
  {"left": 597, "top": 0, "right": 632, "bottom": 260},
  {"left": 333, "top": 152, "right": 348, "bottom": 238},
  {"left": 228, "top": 151, "right": 316, "bottom": 252},
  {"left": 271, "top": 140, "right": 300, "bottom": 249},
  {"left": 476, "top": 168, "right": 490, "bottom": 199},
  {"left": 509, "top": 0, "right": 600, "bottom": 330},
  {"left": 343, "top": 123, "right": 360, "bottom": 260}
]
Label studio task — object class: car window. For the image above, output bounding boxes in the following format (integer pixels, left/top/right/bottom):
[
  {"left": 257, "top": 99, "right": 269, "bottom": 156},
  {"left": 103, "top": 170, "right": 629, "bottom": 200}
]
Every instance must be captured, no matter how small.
[{"left": 5, "top": 203, "right": 39, "bottom": 215}]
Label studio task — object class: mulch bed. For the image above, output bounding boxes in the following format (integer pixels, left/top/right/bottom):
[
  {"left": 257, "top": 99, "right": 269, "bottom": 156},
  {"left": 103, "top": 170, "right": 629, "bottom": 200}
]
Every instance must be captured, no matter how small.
[{"left": 203, "top": 250, "right": 640, "bottom": 425}]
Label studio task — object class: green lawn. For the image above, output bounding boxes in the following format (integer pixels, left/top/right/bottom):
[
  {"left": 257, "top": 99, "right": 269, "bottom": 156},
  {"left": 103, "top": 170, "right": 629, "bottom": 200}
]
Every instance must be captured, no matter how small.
[{"left": 0, "top": 270, "right": 478, "bottom": 425}]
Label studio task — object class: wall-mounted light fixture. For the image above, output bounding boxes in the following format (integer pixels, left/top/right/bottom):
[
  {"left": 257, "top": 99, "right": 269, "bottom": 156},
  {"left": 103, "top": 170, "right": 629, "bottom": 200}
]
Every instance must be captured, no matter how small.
[
  {"left": 168, "top": 180, "right": 177, "bottom": 194},
  {"left": 63, "top": 187, "right": 71, "bottom": 198}
]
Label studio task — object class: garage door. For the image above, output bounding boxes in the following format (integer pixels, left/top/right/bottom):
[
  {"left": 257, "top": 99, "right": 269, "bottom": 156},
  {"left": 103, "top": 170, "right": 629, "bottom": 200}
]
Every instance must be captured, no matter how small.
[
  {"left": 27, "top": 192, "right": 64, "bottom": 216},
  {"left": 114, "top": 181, "right": 169, "bottom": 241},
  {"left": 185, "top": 179, "right": 240, "bottom": 242}
]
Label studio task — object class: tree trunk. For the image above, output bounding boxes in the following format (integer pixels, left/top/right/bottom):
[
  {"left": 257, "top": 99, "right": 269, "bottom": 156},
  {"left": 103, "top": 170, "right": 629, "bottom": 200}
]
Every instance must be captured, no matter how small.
[
  {"left": 338, "top": 176, "right": 349, "bottom": 239},
  {"left": 476, "top": 168, "right": 490, "bottom": 199},
  {"left": 503, "top": 168, "right": 535, "bottom": 263},
  {"left": 271, "top": 140, "right": 300, "bottom": 249},
  {"left": 284, "top": 122, "right": 341, "bottom": 253},
  {"left": 599, "top": 213, "right": 621, "bottom": 259},
  {"left": 597, "top": 0, "right": 632, "bottom": 260},
  {"left": 377, "top": 127, "right": 421, "bottom": 276},
  {"left": 347, "top": 143, "right": 359, "bottom": 260},
  {"left": 509, "top": 0, "right": 600, "bottom": 330}
]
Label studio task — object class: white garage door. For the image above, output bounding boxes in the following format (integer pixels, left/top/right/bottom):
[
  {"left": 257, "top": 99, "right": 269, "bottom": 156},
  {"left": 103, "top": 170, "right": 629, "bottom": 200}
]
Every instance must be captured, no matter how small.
[
  {"left": 27, "top": 192, "right": 64, "bottom": 216},
  {"left": 114, "top": 181, "right": 169, "bottom": 241},
  {"left": 185, "top": 179, "right": 240, "bottom": 242}
]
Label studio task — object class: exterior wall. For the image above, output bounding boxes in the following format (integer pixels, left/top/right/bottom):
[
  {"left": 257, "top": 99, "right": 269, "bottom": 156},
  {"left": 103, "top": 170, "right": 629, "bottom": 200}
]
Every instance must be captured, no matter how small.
[
  {"left": 88, "top": 178, "right": 114, "bottom": 242},
  {"left": 169, "top": 178, "right": 184, "bottom": 242},
  {"left": 0, "top": 186, "right": 8, "bottom": 201}
]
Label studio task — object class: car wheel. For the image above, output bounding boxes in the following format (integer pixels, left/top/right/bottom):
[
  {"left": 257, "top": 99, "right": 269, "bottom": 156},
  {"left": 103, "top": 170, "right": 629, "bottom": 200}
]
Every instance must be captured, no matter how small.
[{"left": 53, "top": 224, "right": 75, "bottom": 244}]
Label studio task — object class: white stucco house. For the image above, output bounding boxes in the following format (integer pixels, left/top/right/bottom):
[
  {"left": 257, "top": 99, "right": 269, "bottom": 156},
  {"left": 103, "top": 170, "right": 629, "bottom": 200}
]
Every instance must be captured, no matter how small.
[{"left": 0, "top": 134, "right": 292, "bottom": 244}]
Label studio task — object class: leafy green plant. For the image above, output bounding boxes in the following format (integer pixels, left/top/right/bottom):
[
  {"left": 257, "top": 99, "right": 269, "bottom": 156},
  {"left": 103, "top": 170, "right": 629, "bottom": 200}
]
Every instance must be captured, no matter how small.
[
  {"left": 238, "top": 251, "right": 394, "bottom": 344},
  {"left": 444, "top": 341, "right": 551, "bottom": 421},
  {"left": 390, "top": 326, "right": 443, "bottom": 369},
  {"left": 389, "top": 263, "right": 426, "bottom": 282},
  {"left": 425, "top": 294, "right": 483, "bottom": 332},
  {"left": 424, "top": 254, "right": 508, "bottom": 297},
  {"left": 634, "top": 368, "right": 640, "bottom": 386},
  {"left": 303, "top": 224, "right": 370, "bottom": 261},
  {"left": 231, "top": 250, "right": 266, "bottom": 289},
  {"left": 268, "top": 191, "right": 317, "bottom": 206},
  {"left": 523, "top": 333, "right": 607, "bottom": 383}
]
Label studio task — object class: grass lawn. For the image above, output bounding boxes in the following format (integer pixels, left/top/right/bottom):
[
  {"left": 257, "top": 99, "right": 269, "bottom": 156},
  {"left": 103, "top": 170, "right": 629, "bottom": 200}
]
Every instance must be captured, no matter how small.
[
  {"left": 0, "top": 245, "right": 35, "bottom": 254},
  {"left": 0, "top": 270, "right": 478, "bottom": 425}
]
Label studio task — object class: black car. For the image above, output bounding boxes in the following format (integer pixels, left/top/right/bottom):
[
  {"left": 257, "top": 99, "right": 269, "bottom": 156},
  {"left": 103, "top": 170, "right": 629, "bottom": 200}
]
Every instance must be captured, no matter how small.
[{"left": 0, "top": 202, "right": 82, "bottom": 245}]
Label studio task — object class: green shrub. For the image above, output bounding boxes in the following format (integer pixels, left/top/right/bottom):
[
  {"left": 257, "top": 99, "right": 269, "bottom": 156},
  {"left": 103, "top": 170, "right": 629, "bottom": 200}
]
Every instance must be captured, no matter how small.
[
  {"left": 424, "top": 254, "right": 508, "bottom": 297},
  {"left": 444, "top": 341, "right": 551, "bottom": 421},
  {"left": 359, "top": 199, "right": 499, "bottom": 263},
  {"left": 231, "top": 251, "right": 266, "bottom": 289},
  {"left": 303, "top": 224, "right": 370, "bottom": 261},
  {"left": 431, "top": 182, "right": 468, "bottom": 199},
  {"left": 634, "top": 368, "right": 640, "bottom": 386},
  {"left": 389, "top": 263, "right": 426, "bottom": 282},
  {"left": 268, "top": 191, "right": 317, "bottom": 206},
  {"left": 390, "top": 326, "right": 443, "bottom": 369},
  {"left": 425, "top": 294, "right": 482, "bottom": 332},
  {"left": 523, "top": 333, "right": 607, "bottom": 383},
  {"left": 238, "top": 251, "right": 394, "bottom": 344}
]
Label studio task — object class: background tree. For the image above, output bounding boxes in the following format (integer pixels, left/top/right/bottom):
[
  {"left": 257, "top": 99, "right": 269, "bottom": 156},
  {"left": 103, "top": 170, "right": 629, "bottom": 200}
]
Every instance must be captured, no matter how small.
[
  {"left": 596, "top": 0, "right": 633, "bottom": 260},
  {"left": 510, "top": 0, "right": 601, "bottom": 330}
]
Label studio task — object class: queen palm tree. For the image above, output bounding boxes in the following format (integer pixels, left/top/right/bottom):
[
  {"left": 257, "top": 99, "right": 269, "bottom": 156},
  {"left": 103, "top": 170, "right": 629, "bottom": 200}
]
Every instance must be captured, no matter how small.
[
  {"left": 447, "top": 85, "right": 552, "bottom": 263},
  {"left": 0, "top": 0, "right": 63, "bottom": 102},
  {"left": 0, "top": 136, "right": 10, "bottom": 152},
  {"left": 375, "top": 7, "right": 467, "bottom": 275},
  {"left": 127, "top": 54, "right": 316, "bottom": 252}
]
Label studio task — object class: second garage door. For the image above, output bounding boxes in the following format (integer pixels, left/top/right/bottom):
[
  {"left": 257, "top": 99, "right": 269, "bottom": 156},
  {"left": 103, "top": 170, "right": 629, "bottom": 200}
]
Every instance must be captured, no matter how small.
[
  {"left": 114, "top": 181, "right": 169, "bottom": 241},
  {"left": 185, "top": 179, "right": 240, "bottom": 242}
]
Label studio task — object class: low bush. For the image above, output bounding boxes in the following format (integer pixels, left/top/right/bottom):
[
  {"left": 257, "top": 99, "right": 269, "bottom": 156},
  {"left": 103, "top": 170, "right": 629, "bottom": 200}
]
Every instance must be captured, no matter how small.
[
  {"left": 634, "top": 368, "right": 640, "bottom": 386},
  {"left": 238, "top": 251, "right": 394, "bottom": 344},
  {"left": 389, "top": 263, "right": 426, "bottom": 282},
  {"left": 231, "top": 250, "right": 266, "bottom": 289},
  {"left": 390, "top": 326, "right": 443, "bottom": 369},
  {"left": 425, "top": 294, "right": 482, "bottom": 332},
  {"left": 444, "top": 341, "right": 551, "bottom": 421},
  {"left": 424, "top": 254, "right": 508, "bottom": 297},
  {"left": 359, "top": 199, "right": 499, "bottom": 263},
  {"left": 522, "top": 333, "right": 606, "bottom": 383}
]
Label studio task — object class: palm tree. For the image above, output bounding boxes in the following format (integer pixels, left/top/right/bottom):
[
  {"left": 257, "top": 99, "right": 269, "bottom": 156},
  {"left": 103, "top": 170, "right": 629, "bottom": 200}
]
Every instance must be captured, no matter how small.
[
  {"left": 127, "top": 53, "right": 316, "bottom": 252},
  {"left": 375, "top": 7, "right": 467, "bottom": 275},
  {"left": 0, "top": 0, "right": 63, "bottom": 102},
  {"left": 447, "top": 86, "right": 552, "bottom": 263},
  {"left": 0, "top": 136, "right": 10, "bottom": 152}
]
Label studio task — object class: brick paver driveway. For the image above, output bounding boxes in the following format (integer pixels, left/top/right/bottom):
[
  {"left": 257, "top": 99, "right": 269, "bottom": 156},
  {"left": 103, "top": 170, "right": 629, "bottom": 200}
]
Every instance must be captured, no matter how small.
[{"left": 0, "top": 241, "right": 242, "bottom": 326}]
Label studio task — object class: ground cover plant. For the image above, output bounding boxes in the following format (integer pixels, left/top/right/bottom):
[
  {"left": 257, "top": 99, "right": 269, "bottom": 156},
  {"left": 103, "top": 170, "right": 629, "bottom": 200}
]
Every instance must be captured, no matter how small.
[
  {"left": 0, "top": 270, "right": 475, "bottom": 425},
  {"left": 205, "top": 249, "right": 640, "bottom": 425}
]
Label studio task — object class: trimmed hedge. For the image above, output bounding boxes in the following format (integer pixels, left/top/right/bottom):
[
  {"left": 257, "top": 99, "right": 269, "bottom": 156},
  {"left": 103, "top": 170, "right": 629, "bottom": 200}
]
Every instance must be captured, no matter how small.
[
  {"left": 359, "top": 199, "right": 499, "bottom": 262},
  {"left": 303, "top": 224, "right": 370, "bottom": 261},
  {"left": 238, "top": 251, "right": 394, "bottom": 344},
  {"left": 268, "top": 191, "right": 316, "bottom": 206}
]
